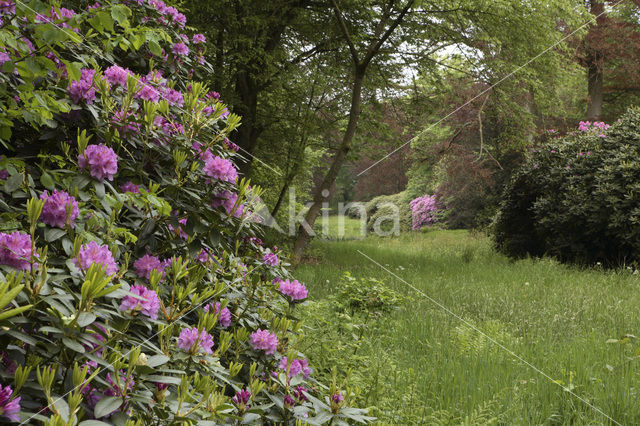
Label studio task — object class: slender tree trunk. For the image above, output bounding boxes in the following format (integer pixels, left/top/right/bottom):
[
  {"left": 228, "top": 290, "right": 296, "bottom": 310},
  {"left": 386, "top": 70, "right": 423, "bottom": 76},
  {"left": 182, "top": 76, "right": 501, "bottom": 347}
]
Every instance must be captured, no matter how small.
[
  {"left": 291, "top": 70, "right": 365, "bottom": 263},
  {"left": 586, "top": 0, "right": 605, "bottom": 121},
  {"left": 271, "top": 180, "right": 290, "bottom": 218},
  {"left": 234, "top": 71, "right": 262, "bottom": 175}
]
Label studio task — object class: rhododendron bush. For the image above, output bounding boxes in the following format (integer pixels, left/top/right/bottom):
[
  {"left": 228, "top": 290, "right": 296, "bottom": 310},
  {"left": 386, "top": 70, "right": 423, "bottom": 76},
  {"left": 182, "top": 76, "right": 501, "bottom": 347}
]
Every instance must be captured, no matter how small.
[
  {"left": 409, "top": 195, "right": 440, "bottom": 231},
  {"left": 494, "top": 109, "right": 640, "bottom": 265},
  {"left": 0, "top": 1, "right": 370, "bottom": 424}
]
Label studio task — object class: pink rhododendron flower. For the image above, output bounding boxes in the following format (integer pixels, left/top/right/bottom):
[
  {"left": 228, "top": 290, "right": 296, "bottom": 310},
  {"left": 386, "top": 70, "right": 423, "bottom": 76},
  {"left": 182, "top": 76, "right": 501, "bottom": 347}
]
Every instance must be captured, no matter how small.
[
  {"left": 104, "top": 64, "right": 132, "bottom": 88},
  {"left": 171, "top": 42, "right": 189, "bottom": 56},
  {"left": 0, "top": 385, "right": 20, "bottom": 422},
  {"left": 78, "top": 144, "right": 118, "bottom": 181},
  {"left": 211, "top": 190, "right": 244, "bottom": 217},
  {"left": 250, "top": 329, "right": 278, "bottom": 354},
  {"left": 278, "top": 356, "right": 311, "bottom": 379},
  {"left": 409, "top": 195, "right": 440, "bottom": 231},
  {"left": 0, "top": 232, "right": 37, "bottom": 270},
  {"left": 278, "top": 279, "right": 308, "bottom": 300},
  {"left": 119, "top": 285, "right": 160, "bottom": 319},
  {"left": 40, "top": 190, "right": 79, "bottom": 228},
  {"left": 203, "top": 156, "right": 238, "bottom": 183},
  {"left": 120, "top": 181, "right": 140, "bottom": 193},
  {"left": 163, "top": 88, "right": 184, "bottom": 106},
  {"left": 133, "top": 254, "right": 168, "bottom": 281},
  {"left": 136, "top": 84, "right": 160, "bottom": 102},
  {"left": 192, "top": 33, "right": 206, "bottom": 44},
  {"left": 232, "top": 389, "right": 251, "bottom": 407},
  {"left": 177, "top": 327, "right": 214, "bottom": 354},
  {"left": 204, "top": 302, "right": 231, "bottom": 327},
  {"left": 262, "top": 252, "right": 278, "bottom": 266},
  {"left": 0, "top": 1, "right": 16, "bottom": 15},
  {"left": 68, "top": 68, "right": 96, "bottom": 104},
  {"left": 74, "top": 241, "right": 118, "bottom": 275}
]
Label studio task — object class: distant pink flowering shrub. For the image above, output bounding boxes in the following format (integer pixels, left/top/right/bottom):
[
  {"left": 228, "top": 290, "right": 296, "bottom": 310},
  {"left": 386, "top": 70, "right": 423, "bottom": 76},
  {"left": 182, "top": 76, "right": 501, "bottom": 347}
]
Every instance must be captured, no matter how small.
[
  {"left": 78, "top": 144, "right": 118, "bottom": 181},
  {"left": 409, "top": 194, "right": 440, "bottom": 230},
  {"left": 73, "top": 241, "right": 118, "bottom": 275},
  {"left": 0, "top": 232, "right": 36, "bottom": 270},
  {"left": 250, "top": 329, "right": 278, "bottom": 354},
  {"left": 578, "top": 120, "right": 610, "bottom": 137},
  {"left": 120, "top": 285, "right": 160, "bottom": 320},
  {"left": 40, "top": 190, "right": 79, "bottom": 228}
]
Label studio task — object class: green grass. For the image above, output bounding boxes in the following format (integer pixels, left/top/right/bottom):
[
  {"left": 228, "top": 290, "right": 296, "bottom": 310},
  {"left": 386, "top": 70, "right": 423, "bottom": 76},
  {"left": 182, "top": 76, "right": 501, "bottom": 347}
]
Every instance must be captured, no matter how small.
[
  {"left": 295, "top": 229, "right": 640, "bottom": 424},
  {"left": 312, "top": 215, "right": 368, "bottom": 240}
]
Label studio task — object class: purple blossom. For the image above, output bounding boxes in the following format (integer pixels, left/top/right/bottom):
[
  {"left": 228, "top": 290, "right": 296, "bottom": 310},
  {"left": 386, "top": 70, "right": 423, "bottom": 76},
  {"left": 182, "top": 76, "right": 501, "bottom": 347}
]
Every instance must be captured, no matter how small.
[
  {"left": 223, "top": 138, "right": 240, "bottom": 152},
  {"left": 262, "top": 252, "right": 278, "bottom": 266},
  {"left": 0, "top": 1, "right": 16, "bottom": 15},
  {"left": 136, "top": 84, "right": 160, "bottom": 103},
  {"left": 232, "top": 389, "right": 251, "bottom": 407},
  {"left": 293, "top": 386, "right": 308, "bottom": 402},
  {"left": 163, "top": 88, "right": 184, "bottom": 107},
  {"left": 409, "top": 195, "right": 440, "bottom": 231},
  {"left": 331, "top": 392, "right": 344, "bottom": 404},
  {"left": 0, "top": 232, "right": 37, "bottom": 270},
  {"left": 68, "top": 68, "right": 96, "bottom": 104},
  {"left": 171, "top": 42, "right": 189, "bottom": 56},
  {"left": 250, "top": 329, "right": 278, "bottom": 355},
  {"left": 177, "top": 327, "right": 214, "bottom": 354},
  {"left": 197, "top": 248, "right": 210, "bottom": 263},
  {"left": 40, "top": 190, "right": 79, "bottom": 228},
  {"left": 133, "top": 254, "right": 167, "bottom": 281},
  {"left": 0, "top": 385, "right": 20, "bottom": 422},
  {"left": 78, "top": 144, "right": 118, "bottom": 181},
  {"left": 211, "top": 190, "right": 243, "bottom": 217},
  {"left": 284, "top": 394, "right": 295, "bottom": 408},
  {"left": 104, "top": 64, "right": 132, "bottom": 88},
  {"left": 119, "top": 285, "right": 160, "bottom": 320},
  {"left": 120, "top": 181, "right": 140, "bottom": 193},
  {"left": 73, "top": 241, "right": 118, "bottom": 275},
  {"left": 278, "top": 279, "right": 308, "bottom": 300},
  {"left": 204, "top": 302, "right": 231, "bottom": 327},
  {"left": 203, "top": 156, "right": 238, "bottom": 183},
  {"left": 278, "top": 357, "right": 311, "bottom": 379},
  {"left": 192, "top": 33, "right": 206, "bottom": 44},
  {"left": 0, "top": 52, "right": 10, "bottom": 66}
]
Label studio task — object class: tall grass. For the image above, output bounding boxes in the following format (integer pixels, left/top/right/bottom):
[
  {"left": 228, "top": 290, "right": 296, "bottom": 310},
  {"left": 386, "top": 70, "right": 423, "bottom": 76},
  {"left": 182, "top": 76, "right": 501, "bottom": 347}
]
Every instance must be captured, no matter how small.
[{"left": 296, "top": 228, "right": 640, "bottom": 424}]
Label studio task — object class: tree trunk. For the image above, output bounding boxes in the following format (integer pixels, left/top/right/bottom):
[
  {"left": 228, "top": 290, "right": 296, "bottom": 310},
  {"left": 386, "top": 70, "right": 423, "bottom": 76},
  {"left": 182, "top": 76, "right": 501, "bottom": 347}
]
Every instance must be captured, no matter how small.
[
  {"left": 586, "top": 0, "right": 605, "bottom": 121},
  {"left": 291, "top": 70, "right": 365, "bottom": 263},
  {"left": 234, "top": 71, "right": 262, "bottom": 176},
  {"left": 271, "top": 179, "right": 290, "bottom": 218},
  {"left": 586, "top": 58, "right": 603, "bottom": 121}
]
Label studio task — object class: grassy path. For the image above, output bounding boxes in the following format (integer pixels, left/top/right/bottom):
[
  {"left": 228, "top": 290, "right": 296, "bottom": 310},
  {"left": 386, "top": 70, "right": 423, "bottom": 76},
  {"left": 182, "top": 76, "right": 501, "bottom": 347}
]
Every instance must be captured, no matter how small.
[{"left": 296, "top": 227, "right": 640, "bottom": 424}]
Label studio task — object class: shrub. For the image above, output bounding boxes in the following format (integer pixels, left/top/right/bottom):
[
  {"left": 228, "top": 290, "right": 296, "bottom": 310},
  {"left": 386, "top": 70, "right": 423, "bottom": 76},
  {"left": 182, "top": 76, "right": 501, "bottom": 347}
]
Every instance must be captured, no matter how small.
[
  {"left": 409, "top": 194, "right": 441, "bottom": 230},
  {"left": 0, "top": 1, "right": 369, "bottom": 424},
  {"left": 364, "top": 192, "right": 411, "bottom": 233},
  {"left": 494, "top": 108, "right": 640, "bottom": 265}
]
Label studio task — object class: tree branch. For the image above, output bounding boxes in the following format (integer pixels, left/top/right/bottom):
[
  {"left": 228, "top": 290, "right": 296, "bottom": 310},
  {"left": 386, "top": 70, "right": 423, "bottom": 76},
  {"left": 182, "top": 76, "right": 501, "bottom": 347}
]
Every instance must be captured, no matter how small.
[{"left": 331, "top": 0, "right": 360, "bottom": 64}]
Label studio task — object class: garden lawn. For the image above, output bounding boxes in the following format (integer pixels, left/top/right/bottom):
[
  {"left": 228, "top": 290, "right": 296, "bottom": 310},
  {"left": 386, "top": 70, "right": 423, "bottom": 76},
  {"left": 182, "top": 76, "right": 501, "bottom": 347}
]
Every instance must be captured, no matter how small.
[{"left": 296, "top": 225, "right": 640, "bottom": 424}]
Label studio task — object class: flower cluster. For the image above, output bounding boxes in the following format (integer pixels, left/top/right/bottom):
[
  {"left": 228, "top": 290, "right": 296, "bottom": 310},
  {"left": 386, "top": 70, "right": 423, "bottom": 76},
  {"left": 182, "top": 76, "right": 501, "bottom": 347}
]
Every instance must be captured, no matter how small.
[
  {"left": 263, "top": 252, "right": 278, "bottom": 266},
  {"left": 578, "top": 120, "right": 609, "bottom": 137},
  {"left": 203, "top": 155, "right": 238, "bottom": 183},
  {"left": 73, "top": 241, "right": 118, "bottom": 275},
  {"left": 409, "top": 194, "right": 440, "bottom": 231},
  {"left": 78, "top": 144, "right": 118, "bottom": 181},
  {"left": 133, "top": 254, "right": 168, "bottom": 281},
  {"left": 68, "top": 68, "right": 96, "bottom": 104},
  {"left": 278, "top": 356, "right": 311, "bottom": 379},
  {"left": 0, "top": 385, "right": 20, "bottom": 422},
  {"left": 232, "top": 389, "right": 251, "bottom": 409},
  {"left": 120, "top": 285, "right": 160, "bottom": 320},
  {"left": 40, "top": 190, "right": 79, "bottom": 228},
  {"left": 177, "top": 327, "right": 214, "bottom": 354},
  {"left": 211, "top": 190, "right": 243, "bottom": 217},
  {"left": 278, "top": 279, "right": 308, "bottom": 300},
  {"left": 104, "top": 64, "right": 132, "bottom": 88},
  {"left": 0, "top": 232, "right": 36, "bottom": 270},
  {"left": 250, "top": 329, "right": 278, "bottom": 354},
  {"left": 120, "top": 181, "right": 140, "bottom": 193},
  {"left": 204, "top": 302, "right": 232, "bottom": 328}
]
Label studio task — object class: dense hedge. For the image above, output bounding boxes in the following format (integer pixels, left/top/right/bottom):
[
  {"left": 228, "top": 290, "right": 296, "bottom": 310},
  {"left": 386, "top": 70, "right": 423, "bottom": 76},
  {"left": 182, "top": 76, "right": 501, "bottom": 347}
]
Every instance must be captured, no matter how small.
[
  {"left": 0, "top": 1, "right": 370, "bottom": 424},
  {"left": 494, "top": 109, "right": 640, "bottom": 265}
]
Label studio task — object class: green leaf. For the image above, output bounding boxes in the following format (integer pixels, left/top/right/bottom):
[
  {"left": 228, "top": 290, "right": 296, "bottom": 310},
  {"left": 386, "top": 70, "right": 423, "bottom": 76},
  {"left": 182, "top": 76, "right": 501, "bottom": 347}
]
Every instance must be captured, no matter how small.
[
  {"left": 45, "top": 228, "right": 67, "bottom": 242},
  {"left": 0, "top": 304, "right": 32, "bottom": 321},
  {"left": 77, "top": 312, "right": 96, "bottom": 327},
  {"left": 146, "top": 354, "right": 169, "bottom": 368},
  {"left": 147, "top": 40, "right": 162, "bottom": 57},
  {"left": 40, "top": 172, "right": 55, "bottom": 189},
  {"left": 3, "top": 173, "right": 22, "bottom": 193},
  {"left": 111, "top": 4, "right": 131, "bottom": 26},
  {"left": 94, "top": 396, "right": 123, "bottom": 418},
  {"left": 63, "top": 337, "right": 86, "bottom": 353},
  {"left": 79, "top": 421, "right": 114, "bottom": 426},
  {"left": 63, "top": 61, "right": 82, "bottom": 82},
  {"left": 97, "top": 11, "right": 114, "bottom": 32},
  {"left": 94, "top": 181, "right": 105, "bottom": 199}
]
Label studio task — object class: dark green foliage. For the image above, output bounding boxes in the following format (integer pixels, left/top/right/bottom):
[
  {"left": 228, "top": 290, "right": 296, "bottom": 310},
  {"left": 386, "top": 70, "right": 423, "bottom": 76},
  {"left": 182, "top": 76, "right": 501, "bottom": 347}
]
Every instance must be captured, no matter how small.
[{"left": 494, "top": 108, "right": 640, "bottom": 265}]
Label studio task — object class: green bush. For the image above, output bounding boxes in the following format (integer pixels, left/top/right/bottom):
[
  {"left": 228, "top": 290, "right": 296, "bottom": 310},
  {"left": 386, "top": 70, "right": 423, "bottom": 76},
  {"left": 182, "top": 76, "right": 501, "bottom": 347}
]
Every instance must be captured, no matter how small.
[
  {"left": 494, "top": 109, "right": 640, "bottom": 265},
  {"left": 363, "top": 192, "right": 411, "bottom": 233},
  {"left": 0, "top": 1, "right": 369, "bottom": 424}
]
